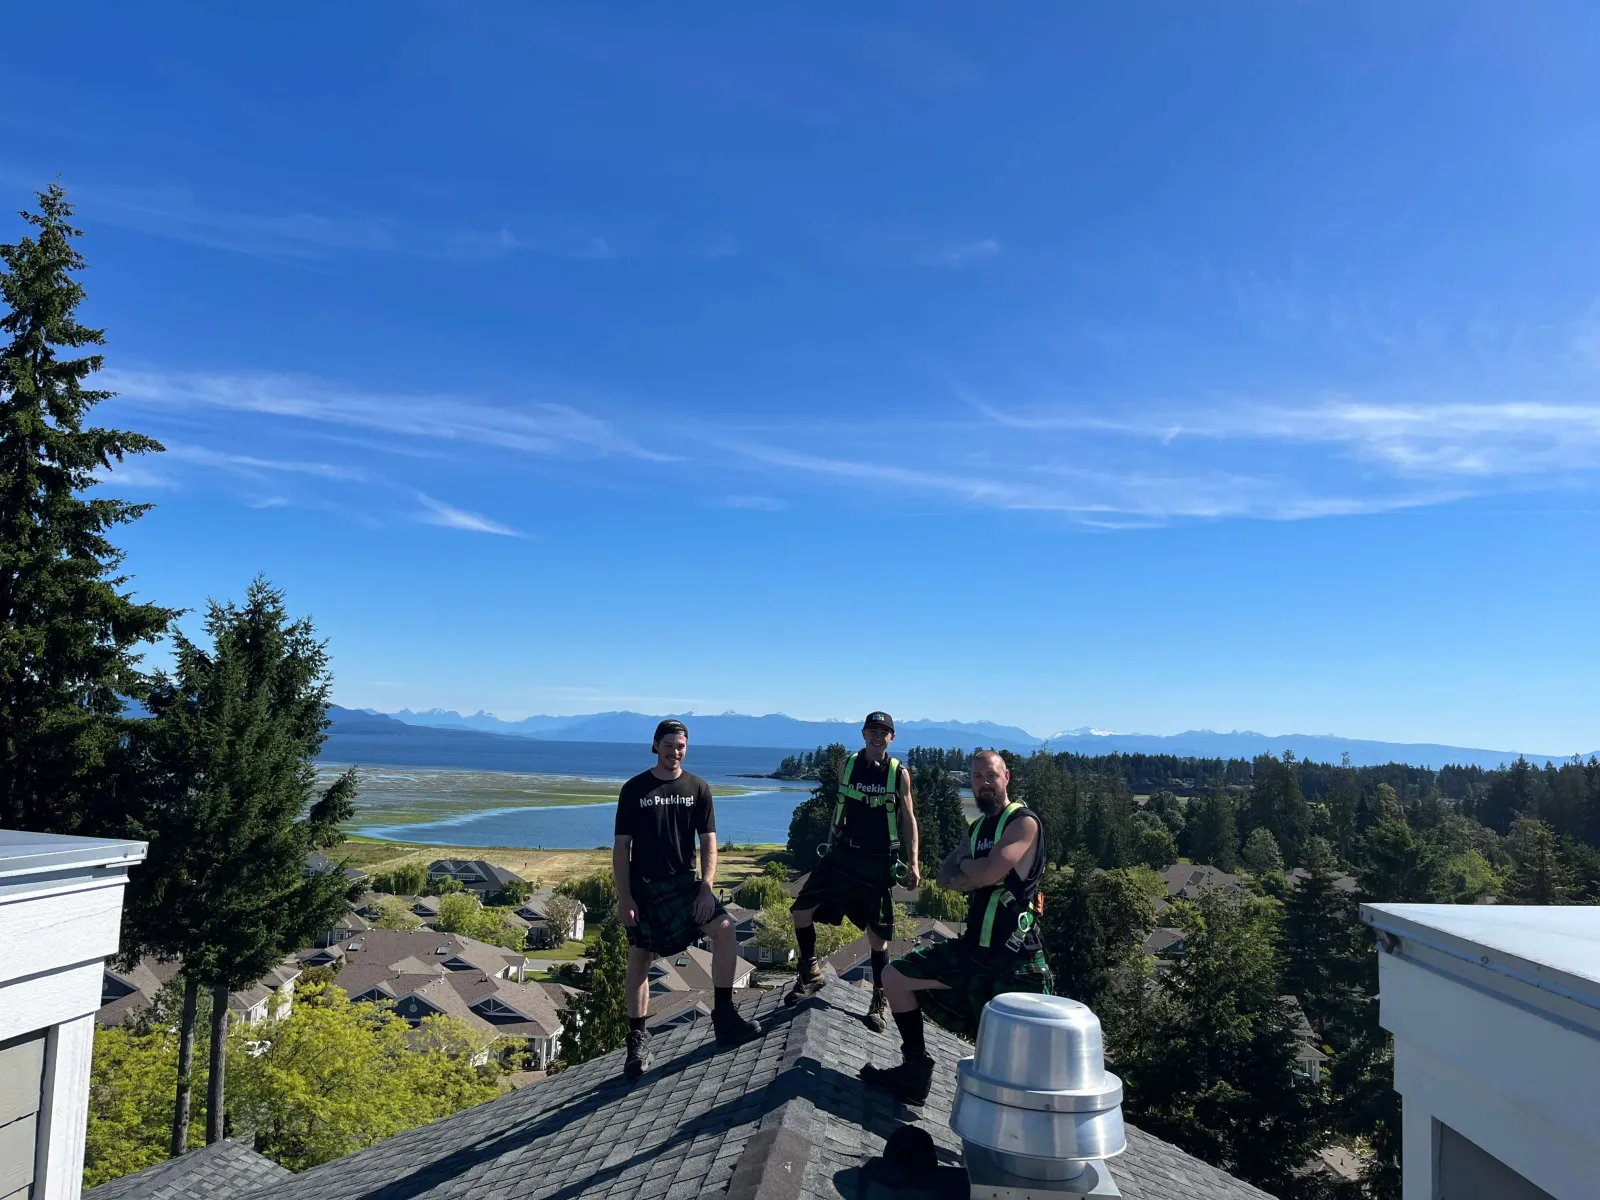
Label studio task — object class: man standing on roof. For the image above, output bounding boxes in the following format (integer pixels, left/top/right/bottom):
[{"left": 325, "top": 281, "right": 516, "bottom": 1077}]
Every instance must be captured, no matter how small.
[
  {"left": 615, "top": 719, "right": 761, "bottom": 1080},
  {"left": 786, "top": 711, "right": 919, "bottom": 1034},
  {"left": 860, "top": 748, "right": 1051, "bottom": 1105}
]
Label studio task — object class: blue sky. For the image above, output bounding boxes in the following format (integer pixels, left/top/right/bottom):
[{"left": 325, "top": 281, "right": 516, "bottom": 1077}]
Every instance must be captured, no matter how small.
[{"left": 6, "top": 3, "right": 1600, "bottom": 753}]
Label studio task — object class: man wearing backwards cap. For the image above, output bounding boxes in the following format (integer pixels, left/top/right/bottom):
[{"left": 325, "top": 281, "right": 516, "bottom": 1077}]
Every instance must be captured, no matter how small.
[
  {"left": 614, "top": 719, "right": 761, "bottom": 1081},
  {"left": 786, "top": 711, "right": 919, "bottom": 1035}
]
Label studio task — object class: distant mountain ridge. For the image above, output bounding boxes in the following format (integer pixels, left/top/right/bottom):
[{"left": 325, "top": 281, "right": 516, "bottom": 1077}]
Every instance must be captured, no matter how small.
[
  {"left": 357, "top": 706, "right": 1590, "bottom": 770},
  {"left": 382, "top": 708, "right": 1043, "bottom": 753}
]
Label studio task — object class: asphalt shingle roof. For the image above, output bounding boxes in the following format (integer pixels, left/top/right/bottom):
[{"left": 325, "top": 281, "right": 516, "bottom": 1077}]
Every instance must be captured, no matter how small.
[
  {"left": 239, "top": 981, "right": 1276, "bottom": 1200},
  {"left": 86, "top": 1141, "right": 290, "bottom": 1200}
]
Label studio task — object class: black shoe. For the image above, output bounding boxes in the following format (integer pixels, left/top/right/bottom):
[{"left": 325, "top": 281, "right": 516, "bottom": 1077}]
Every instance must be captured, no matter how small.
[
  {"left": 864, "top": 987, "right": 890, "bottom": 1033},
  {"left": 712, "top": 1004, "right": 762, "bottom": 1046},
  {"left": 785, "top": 958, "right": 824, "bottom": 1004},
  {"left": 623, "top": 1029, "right": 652, "bottom": 1080},
  {"left": 860, "top": 1054, "right": 935, "bottom": 1106}
]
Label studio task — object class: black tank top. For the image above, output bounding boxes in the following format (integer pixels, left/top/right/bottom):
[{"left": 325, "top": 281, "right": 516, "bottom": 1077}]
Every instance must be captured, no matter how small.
[
  {"left": 838, "top": 753, "right": 896, "bottom": 855},
  {"left": 962, "top": 802, "right": 1045, "bottom": 957}
]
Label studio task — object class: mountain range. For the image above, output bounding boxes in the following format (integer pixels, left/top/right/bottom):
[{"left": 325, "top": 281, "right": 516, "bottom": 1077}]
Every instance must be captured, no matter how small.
[{"left": 342, "top": 707, "right": 1592, "bottom": 770}]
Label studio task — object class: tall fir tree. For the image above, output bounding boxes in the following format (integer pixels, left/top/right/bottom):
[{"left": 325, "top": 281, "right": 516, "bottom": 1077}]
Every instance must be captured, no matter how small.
[
  {"left": 561, "top": 917, "right": 629, "bottom": 1064},
  {"left": 1117, "top": 891, "right": 1325, "bottom": 1195},
  {"left": 913, "top": 761, "right": 966, "bottom": 867},
  {"left": 1247, "top": 753, "right": 1312, "bottom": 866},
  {"left": 1184, "top": 779, "right": 1239, "bottom": 871},
  {"left": 1041, "top": 854, "right": 1155, "bottom": 1013},
  {"left": 0, "top": 184, "right": 174, "bottom": 832},
  {"left": 122, "top": 579, "right": 356, "bottom": 1151},
  {"left": 786, "top": 742, "right": 848, "bottom": 871}
]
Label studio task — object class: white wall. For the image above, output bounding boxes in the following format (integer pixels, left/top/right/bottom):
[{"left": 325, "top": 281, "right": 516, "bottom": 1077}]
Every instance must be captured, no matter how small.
[
  {"left": 1378, "top": 949, "right": 1600, "bottom": 1200},
  {"left": 0, "top": 834, "right": 144, "bottom": 1200}
]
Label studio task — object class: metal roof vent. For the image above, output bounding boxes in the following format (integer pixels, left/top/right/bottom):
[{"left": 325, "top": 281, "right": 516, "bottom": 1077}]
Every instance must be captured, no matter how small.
[{"left": 952, "top": 992, "right": 1126, "bottom": 1199}]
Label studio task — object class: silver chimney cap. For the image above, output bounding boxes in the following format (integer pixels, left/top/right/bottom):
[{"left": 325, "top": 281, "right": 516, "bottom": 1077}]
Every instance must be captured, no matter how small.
[{"left": 952, "top": 992, "right": 1125, "bottom": 1198}]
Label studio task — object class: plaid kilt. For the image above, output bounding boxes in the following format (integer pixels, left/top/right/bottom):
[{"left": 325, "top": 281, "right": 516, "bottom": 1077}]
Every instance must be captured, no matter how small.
[
  {"left": 625, "top": 872, "right": 724, "bottom": 957},
  {"left": 893, "top": 939, "right": 1053, "bottom": 1040},
  {"left": 792, "top": 847, "right": 896, "bottom": 939}
]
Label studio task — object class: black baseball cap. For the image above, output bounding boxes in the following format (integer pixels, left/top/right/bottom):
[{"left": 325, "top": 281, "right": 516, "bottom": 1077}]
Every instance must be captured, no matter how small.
[{"left": 863, "top": 711, "right": 895, "bottom": 732}]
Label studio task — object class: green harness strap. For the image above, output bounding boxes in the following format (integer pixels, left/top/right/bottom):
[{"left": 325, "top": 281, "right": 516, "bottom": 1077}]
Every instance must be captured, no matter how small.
[
  {"left": 833, "top": 753, "right": 902, "bottom": 853},
  {"left": 972, "top": 802, "right": 1023, "bottom": 949}
]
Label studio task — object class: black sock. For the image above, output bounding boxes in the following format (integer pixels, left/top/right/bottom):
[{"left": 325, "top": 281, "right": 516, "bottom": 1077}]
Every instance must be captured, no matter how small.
[
  {"left": 714, "top": 986, "right": 734, "bottom": 1013},
  {"left": 629, "top": 1015, "right": 647, "bottom": 1033},
  {"left": 892, "top": 1005, "right": 926, "bottom": 1061},
  {"left": 870, "top": 949, "right": 889, "bottom": 990},
  {"left": 796, "top": 923, "right": 817, "bottom": 962}
]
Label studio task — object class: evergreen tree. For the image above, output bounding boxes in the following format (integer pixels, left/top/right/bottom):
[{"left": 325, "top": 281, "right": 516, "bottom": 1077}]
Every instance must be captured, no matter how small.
[
  {"left": 1117, "top": 892, "right": 1324, "bottom": 1195},
  {"left": 1240, "top": 827, "right": 1284, "bottom": 876},
  {"left": 1281, "top": 847, "right": 1368, "bottom": 1049},
  {"left": 786, "top": 743, "right": 848, "bottom": 871},
  {"left": 0, "top": 184, "right": 175, "bottom": 832},
  {"left": 1135, "top": 825, "right": 1179, "bottom": 869},
  {"left": 1041, "top": 855, "right": 1155, "bottom": 1013},
  {"left": 1504, "top": 816, "right": 1575, "bottom": 904},
  {"left": 561, "top": 917, "right": 629, "bottom": 1064},
  {"left": 1355, "top": 819, "right": 1437, "bottom": 903},
  {"left": 913, "top": 762, "right": 966, "bottom": 866},
  {"left": 1184, "top": 780, "right": 1239, "bottom": 871},
  {"left": 1247, "top": 753, "right": 1312, "bottom": 866},
  {"left": 123, "top": 579, "right": 356, "bottom": 1151}
]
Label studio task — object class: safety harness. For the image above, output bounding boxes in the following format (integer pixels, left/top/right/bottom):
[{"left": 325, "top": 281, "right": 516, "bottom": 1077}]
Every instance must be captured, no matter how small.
[
  {"left": 819, "top": 753, "right": 908, "bottom": 880},
  {"left": 966, "top": 801, "right": 1046, "bottom": 952}
]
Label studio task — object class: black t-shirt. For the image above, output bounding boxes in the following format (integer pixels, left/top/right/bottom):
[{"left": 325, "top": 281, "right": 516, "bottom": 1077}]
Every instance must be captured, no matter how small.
[{"left": 614, "top": 769, "right": 716, "bottom": 884}]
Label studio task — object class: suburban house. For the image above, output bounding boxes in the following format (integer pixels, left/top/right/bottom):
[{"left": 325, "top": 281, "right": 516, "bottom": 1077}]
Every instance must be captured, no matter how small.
[
  {"left": 314, "top": 909, "right": 371, "bottom": 948},
  {"left": 99, "top": 958, "right": 304, "bottom": 1029},
  {"left": 1143, "top": 925, "right": 1189, "bottom": 963},
  {"left": 426, "top": 857, "right": 525, "bottom": 900},
  {"left": 647, "top": 945, "right": 755, "bottom": 995},
  {"left": 303, "top": 851, "right": 366, "bottom": 883},
  {"left": 293, "top": 927, "right": 560, "bottom": 1066},
  {"left": 513, "top": 889, "right": 586, "bottom": 947},
  {"left": 1278, "top": 994, "right": 1329, "bottom": 1085},
  {"left": 296, "top": 926, "right": 527, "bottom": 979}
]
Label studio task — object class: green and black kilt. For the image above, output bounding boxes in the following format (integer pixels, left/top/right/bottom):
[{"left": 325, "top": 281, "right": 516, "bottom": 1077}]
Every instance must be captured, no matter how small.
[
  {"left": 792, "top": 847, "right": 896, "bottom": 940},
  {"left": 893, "top": 939, "right": 1053, "bottom": 1040},
  {"left": 625, "top": 871, "right": 724, "bottom": 957}
]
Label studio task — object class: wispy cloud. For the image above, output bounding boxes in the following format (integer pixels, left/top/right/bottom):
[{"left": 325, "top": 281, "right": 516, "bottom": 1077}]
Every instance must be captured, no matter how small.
[
  {"left": 106, "top": 368, "right": 674, "bottom": 463},
  {"left": 920, "top": 238, "right": 1003, "bottom": 268},
  {"left": 415, "top": 493, "right": 524, "bottom": 537},
  {"left": 717, "top": 436, "right": 1435, "bottom": 523},
  {"left": 974, "top": 397, "right": 1600, "bottom": 479}
]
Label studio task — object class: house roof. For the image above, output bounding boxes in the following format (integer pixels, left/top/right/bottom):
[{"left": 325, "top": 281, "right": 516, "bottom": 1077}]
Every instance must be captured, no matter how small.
[
  {"left": 99, "top": 958, "right": 299, "bottom": 1027},
  {"left": 1285, "top": 867, "right": 1360, "bottom": 894},
  {"left": 1143, "top": 927, "right": 1188, "bottom": 958},
  {"left": 515, "top": 889, "right": 587, "bottom": 922},
  {"left": 85, "top": 1140, "right": 290, "bottom": 1200},
  {"left": 306, "top": 851, "right": 367, "bottom": 881},
  {"left": 650, "top": 945, "right": 754, "bottom": 992},
  {"left": 429, "top": 858, "right": 524, "bottom": 888},
  {"left": 296, "top": 927, "right": 525, "bottom": 976},
  {"left": 1162, "top": 864, "right": 1251, "bottom": 901},
  {"left": 237, "top": 981, "right": 1276, "bottom": 1200}
]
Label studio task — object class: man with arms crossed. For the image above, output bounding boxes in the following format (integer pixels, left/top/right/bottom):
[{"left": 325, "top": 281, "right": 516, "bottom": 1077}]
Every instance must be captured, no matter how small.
[
  {"left": 861, "top": 749, "right": 1052, "bottom": 1105},
  {"left": 615, "top": 719, "right": 761, "bottom": 1080},
  {"left": 786, "top": 711, "right": 919, "bottom": 1034}
]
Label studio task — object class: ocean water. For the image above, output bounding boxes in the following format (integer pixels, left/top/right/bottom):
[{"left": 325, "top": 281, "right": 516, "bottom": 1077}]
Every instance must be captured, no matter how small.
[
  {"left": 358, "top": 786, "right": 808, "bottom": 849},
  {"left": 339, "top": 739, "right": 814, "bottom": 848}
]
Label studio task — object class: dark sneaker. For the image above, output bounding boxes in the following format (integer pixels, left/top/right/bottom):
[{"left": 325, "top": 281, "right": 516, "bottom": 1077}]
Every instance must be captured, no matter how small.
[
  {"left": 712, "top": 1004, "right": 762, "bottom": 1046},
  {"left": 623, "top": 1029, "right": 652, "bottom": 1080},
  {"left": 864, "top": 987, "right": 890, "bottom": 1033},
  {"left": 860, "top": 1054, "right": 935, "bottom": 1106},
  {"left": 785, "top": 958, "right": 825, "bottom": 1004}
]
